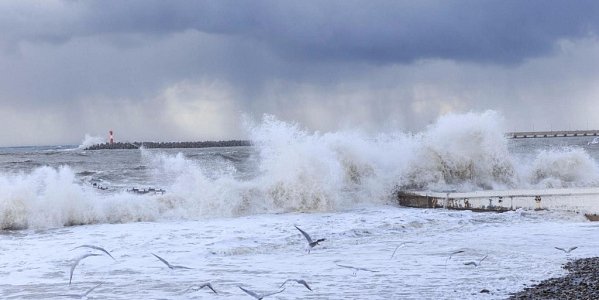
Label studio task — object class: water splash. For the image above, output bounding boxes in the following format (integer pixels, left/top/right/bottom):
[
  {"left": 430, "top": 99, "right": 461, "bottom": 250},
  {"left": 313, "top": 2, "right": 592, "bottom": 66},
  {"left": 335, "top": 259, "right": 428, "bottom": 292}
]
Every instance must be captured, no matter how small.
[
  {"left": 78, "top": 134, "right": 105, "bottom": 150},
  {"left": 2, "top": 111, "right": 599, "bottom": 229}
]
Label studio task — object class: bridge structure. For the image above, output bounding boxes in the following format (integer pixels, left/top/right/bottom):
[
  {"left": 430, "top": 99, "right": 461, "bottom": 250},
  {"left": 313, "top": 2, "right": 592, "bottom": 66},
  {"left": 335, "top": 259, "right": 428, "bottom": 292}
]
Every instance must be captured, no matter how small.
[{"left": 507, "top": 130, "right": 599, "bottom": 139}]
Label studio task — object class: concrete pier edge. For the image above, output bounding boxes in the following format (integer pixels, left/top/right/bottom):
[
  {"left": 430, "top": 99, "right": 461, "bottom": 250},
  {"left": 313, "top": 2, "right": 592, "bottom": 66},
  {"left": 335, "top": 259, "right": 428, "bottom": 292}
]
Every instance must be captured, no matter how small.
[{"left": 397, "top": 188, "right": 599, "bottom": 221}]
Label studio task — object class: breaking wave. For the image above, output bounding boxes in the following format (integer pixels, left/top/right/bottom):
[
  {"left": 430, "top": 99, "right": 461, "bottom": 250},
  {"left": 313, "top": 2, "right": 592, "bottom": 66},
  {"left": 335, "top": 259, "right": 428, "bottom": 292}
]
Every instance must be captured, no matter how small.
[
  {"left": 525, "top": 147, "right": 599, "bottom": 188},
  {"left": 1, "top": 111, "right": 598, "bottom": 229}
]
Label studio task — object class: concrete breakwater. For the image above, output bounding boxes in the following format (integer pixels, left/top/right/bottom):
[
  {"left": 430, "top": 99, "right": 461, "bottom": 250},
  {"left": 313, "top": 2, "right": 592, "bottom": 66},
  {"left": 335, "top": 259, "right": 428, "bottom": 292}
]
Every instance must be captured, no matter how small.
[
  {"left": 397, "top": 188, "right": 599, "bottom": 221},
  {"left": 84, "top": 140, "right": 251, "bottom": 150}
]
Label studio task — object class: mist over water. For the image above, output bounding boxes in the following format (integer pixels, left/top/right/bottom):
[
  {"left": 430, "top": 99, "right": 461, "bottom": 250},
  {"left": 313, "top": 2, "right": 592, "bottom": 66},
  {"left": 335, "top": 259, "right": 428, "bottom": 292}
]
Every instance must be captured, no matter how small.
[{"left": 1, "top": 111, "right": 599, "bottom": 230}]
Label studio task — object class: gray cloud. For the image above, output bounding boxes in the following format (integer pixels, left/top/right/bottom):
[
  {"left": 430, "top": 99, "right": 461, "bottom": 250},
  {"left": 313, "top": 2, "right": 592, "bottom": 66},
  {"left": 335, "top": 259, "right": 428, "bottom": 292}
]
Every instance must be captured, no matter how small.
[
  {"left": 1, "top": 1, "right": 599, "bottom": 146},
  {"left": 3, "top": 1, "right": 599, "bottom": 64}
]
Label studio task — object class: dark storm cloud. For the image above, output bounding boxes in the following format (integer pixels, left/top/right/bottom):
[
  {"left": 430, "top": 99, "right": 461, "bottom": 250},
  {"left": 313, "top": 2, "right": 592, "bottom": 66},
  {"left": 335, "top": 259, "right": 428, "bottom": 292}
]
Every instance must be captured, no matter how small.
[
  {"left": 1, "top": 1, "right": 599, "bottom": 146},
  {"left": 4, "top": 0, "right": 599, "bottom": 64}
]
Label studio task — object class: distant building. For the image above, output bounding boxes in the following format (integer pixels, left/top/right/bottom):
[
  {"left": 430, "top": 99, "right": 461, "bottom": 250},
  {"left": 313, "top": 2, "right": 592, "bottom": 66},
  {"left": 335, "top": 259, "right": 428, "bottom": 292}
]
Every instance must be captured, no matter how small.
[{"left": 109, "top": 130, "right": 114, "bottom": 144}]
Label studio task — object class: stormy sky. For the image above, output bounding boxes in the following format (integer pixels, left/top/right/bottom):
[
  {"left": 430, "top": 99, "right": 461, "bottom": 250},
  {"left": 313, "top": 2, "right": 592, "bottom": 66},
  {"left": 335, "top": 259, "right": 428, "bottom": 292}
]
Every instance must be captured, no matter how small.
[{"left": 1, "top": 0, "right": 599, "bottom": 146}]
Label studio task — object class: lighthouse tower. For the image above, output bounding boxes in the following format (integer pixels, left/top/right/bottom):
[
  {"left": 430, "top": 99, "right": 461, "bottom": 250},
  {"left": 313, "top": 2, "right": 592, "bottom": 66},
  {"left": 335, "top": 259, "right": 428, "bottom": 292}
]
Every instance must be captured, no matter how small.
[{"left": 109, "top": 130, "right": 114, "bottom": 144}]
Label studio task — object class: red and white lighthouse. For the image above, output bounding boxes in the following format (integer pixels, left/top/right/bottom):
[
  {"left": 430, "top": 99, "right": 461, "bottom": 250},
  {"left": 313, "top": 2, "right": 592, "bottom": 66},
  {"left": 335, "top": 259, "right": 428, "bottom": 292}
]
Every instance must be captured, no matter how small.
[{"left": 109, "top": 130, "right": 114, "bottom": 144}]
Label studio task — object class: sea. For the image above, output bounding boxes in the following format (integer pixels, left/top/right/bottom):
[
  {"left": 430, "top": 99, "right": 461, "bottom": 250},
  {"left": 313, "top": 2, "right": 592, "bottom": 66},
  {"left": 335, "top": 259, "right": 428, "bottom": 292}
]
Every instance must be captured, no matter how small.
[{"left": 1, "top": 112, "right": 599, "bottom": 299}]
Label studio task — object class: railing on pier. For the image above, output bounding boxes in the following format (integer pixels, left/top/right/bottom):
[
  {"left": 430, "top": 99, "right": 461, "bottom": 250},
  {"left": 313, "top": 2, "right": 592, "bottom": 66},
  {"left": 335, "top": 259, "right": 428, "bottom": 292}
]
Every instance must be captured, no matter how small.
[
  {"left": 507, "top": 130, "right": 599, "bottom": 139},
  {"left": 397, "top": 188, "right": 599, "bottom": 221}
]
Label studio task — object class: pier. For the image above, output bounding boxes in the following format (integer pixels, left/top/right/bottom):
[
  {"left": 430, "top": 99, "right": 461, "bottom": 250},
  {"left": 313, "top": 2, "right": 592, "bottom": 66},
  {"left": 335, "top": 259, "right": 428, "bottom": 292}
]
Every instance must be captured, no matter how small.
[
  {"left": 508, "top": 130, "right": 599, "bottom": 139},
  {"left": 397, "top": 188, "right": 599, "bottom": 221}
]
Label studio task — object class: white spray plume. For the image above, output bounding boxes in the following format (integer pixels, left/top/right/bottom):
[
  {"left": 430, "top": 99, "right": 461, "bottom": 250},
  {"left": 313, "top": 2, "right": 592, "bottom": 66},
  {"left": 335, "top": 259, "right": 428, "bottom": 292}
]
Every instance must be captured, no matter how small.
[{"left": 78, "top": 134, "right": 105, "bottom": 149}]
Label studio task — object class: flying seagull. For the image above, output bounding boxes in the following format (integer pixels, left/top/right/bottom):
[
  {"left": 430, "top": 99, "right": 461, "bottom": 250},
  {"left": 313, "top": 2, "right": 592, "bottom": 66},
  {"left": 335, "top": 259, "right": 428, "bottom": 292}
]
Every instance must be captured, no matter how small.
[
  {"left": 60, "top": 283, "right": 103, "bottom": 299},
  {"left": 238, "top": 286, "right": 285, "bottom": 299},
  {"left": 336, "top": 263, "right": 379, "bottom": 276},
  {"left": 151, "top": 253, "right": 193, "bottom": 270},
  {"left": 69, "top": 253, "right": 102, "bottom": 285},
  {"left": 555, "top": 246, "right": 578, "bottom": 254},
  {"left": 390, "top": 243, "right": 407, "bottom": 259},
  {"left": 445, "top": 250, "right": 466, "bottom": 266},
  {"left": 448, "top": 250, "right": 465, "bottom": 260},
  {"left": 464, "top": 255, "right": 488, "bottom": 267},
  {"left": 280, "top": 279, "right": 312, "bottom": 291},
  {"left": 71, "top": 245, "right": 116, "bottom": 260},
  {"left": 295, "top": 225, "right": 325, "bottom": 253},
  {"left": 184, "top": 282, "right": 217, "bottom": 294}
]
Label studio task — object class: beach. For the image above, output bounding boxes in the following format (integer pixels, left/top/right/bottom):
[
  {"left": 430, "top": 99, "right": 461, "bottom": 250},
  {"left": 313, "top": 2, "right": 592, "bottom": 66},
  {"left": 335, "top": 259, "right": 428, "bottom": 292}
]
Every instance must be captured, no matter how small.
[{"left": 1, "top": 114, "right": 599, "bottom": 299}]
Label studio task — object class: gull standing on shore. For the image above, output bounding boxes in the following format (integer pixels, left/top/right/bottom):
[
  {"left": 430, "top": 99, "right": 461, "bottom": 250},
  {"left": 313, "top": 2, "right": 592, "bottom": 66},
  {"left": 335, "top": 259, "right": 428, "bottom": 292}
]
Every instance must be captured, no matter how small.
[{"left": 295, "top": 225, "right": 325, "bottom": 253}]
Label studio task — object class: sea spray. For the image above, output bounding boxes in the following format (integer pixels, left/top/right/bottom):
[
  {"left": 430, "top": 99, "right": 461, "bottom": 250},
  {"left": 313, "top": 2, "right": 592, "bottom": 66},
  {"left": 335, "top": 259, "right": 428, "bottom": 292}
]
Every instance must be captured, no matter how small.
[
  {"left": 401, "top": 111, "right": 516, "bottom": 191},
  {"left": 0, "top": 166, "right": 99, "bottom": 229},
  {"left": 0, "top": 166, "right": 162, "bottom": 230},
  {"left": 78, "top": 134, "right": 105, "bottom": 150},
  {"left": 527, "top": 147, "right": 599, "bottom": 188},
  {"left": 2, "top": 111, "right": 599, "bottom": 230}
]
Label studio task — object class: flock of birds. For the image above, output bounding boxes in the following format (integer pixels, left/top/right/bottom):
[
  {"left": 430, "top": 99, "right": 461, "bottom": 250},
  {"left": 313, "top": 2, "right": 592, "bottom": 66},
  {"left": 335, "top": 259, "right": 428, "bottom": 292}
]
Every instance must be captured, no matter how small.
[
  {"left": 64, "top": 226, "right": 323, "bottom": 299},
  {"left": 63, "top": 225, "right": 580, "bottom": 299}
]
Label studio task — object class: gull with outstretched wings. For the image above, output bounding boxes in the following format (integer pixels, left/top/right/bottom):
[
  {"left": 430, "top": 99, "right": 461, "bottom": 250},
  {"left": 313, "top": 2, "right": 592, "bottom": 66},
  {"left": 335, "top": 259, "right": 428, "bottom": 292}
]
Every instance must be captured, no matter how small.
[{"left": 295, "top": 225, "right": 325, "bottom": 253}]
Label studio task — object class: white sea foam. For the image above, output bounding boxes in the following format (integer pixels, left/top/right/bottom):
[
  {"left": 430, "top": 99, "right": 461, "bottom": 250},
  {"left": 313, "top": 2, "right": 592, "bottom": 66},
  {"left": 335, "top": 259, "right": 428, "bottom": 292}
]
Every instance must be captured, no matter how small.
[
  {"left": 1, "top": 111, "right": 599, "bottom": 229},
  {"left": 1, "top": 206, "right": 596, "bottom": 299}
]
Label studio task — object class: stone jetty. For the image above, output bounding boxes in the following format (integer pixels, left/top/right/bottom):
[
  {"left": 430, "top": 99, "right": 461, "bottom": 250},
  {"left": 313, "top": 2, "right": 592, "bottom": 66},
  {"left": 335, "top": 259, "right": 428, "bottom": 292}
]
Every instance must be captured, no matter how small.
[{"left": 84, "top": 140, "right": 251, "bottom": 150}]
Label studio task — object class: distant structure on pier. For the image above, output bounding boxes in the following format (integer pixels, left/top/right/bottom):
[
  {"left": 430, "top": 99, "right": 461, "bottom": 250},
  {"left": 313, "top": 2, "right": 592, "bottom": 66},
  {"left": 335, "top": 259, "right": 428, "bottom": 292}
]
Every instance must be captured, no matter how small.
[
  {"left": 507, "top": 130, "right": 599, "bottom": 139},
  {"left": 109, "top": 130, "right": 114, "bottom": 144}
]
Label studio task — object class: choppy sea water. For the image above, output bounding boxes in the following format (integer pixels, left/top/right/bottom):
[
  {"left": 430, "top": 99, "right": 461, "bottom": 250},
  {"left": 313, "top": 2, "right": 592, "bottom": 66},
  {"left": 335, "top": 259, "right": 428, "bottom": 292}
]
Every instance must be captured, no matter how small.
[{"left": 1, "top": 112, "right": 599, "bottom": 299}]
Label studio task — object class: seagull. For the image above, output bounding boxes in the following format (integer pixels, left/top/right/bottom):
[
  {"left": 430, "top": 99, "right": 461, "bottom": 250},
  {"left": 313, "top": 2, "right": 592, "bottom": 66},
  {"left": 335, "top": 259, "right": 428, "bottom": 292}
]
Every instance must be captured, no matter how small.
[
  {"left": 71, "top": 245, "right": 116, "bottom": 260},
  {"left": 60, "top": 283, "right": 103, "bottom": 299},
  {"left": 555, "top": 246, "right": 578, "bottom": 254},
  {"left": 445, "top": 250, "right": 465, "bottom": 266},
  {"left": 295, "top": 225, "right": 325, "bottom": 253},
  {"left": 151, "top": 253, "right": 192, "bottom": 270},
  {"left": 335, "top": 263, "right": 378, "bottom": 276},
  {"left": 464, "top": 255, "right": 488, "bottom": 267},
  {"left": 238, "top": 286, "right": 285, "bottom": 299},
  {"left": 70, "top": 253, "right": 102, "bottom": 285},
  {"left": 390, "top": 243, "right": 407, "bottom": 259},
  {"left": 280, "top": 279, "right": 312, "bottom": 291},
  {"left": 184, "top": 282, "right": 217, "bottom": 294}
]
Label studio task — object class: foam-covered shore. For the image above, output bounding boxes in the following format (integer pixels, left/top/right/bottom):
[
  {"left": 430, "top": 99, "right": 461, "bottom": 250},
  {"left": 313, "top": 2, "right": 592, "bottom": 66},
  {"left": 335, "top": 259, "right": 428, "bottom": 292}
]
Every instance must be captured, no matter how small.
[
  {"left": 1, "top": 206, "right": 597, "bottom": 299},
  {"left": 509, "top": 257, "right": 599, "bottom": 299}
]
